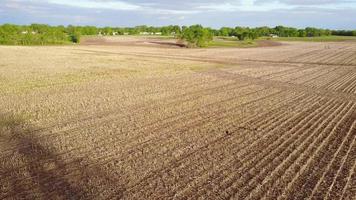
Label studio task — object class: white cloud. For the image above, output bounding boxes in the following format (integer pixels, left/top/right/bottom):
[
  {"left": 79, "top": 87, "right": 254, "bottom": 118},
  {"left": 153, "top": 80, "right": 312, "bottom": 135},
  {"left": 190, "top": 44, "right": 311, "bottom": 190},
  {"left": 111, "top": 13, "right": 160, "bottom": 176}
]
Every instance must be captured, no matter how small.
[
  {"left": 47, "top": 0, "right": 141, "bottom": 10},
  {"left": 45, "top": 0, "right": 202, "bottom": 15},
  {"left": 197, "top": 1, "right": 295, "bottom": 12},
  {"left": 198, "top": 3, "right": 239, "bottom": 12},
  {"left": 1, "top": 0, "right": 355, "bottom": 29},
  {"left": 152, "top": 9, "right": 200, "bottom": 15},
  {"left": 255, "top": 0, "right": 356, "bottom": 9}
]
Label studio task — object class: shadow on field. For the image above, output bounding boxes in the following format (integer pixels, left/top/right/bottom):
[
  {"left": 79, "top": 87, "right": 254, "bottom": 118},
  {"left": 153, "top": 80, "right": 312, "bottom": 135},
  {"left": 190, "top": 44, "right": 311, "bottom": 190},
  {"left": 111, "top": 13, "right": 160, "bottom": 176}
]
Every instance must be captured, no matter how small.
[
  {"left": 147, "top": 41, "right": 187, "bottom": 48},
  {"left": 0, "top": 113, "right": 123, "bottom": 199}
]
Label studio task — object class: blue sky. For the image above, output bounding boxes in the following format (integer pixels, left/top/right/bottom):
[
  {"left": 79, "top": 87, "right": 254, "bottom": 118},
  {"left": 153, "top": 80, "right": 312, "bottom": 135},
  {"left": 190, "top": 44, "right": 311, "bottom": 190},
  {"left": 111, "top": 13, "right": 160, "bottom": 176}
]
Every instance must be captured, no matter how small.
[{"left": 1, "top": 0, "right": 355, "bottom": 29}]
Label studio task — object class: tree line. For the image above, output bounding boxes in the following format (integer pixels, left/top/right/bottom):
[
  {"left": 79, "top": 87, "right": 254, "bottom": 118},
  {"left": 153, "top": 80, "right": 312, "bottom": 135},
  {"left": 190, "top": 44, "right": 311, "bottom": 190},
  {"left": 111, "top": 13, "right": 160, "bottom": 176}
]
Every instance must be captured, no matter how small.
[
  {"left": 180, "top": 25, "right": 355, "bottom": 47},
  {"left": 214, "top": 26, "right": 335, "bottom": 39},
  {"left": 0, "top": 23, "right": 355, "bottom": 46},
  {"left": 0, "top": 24, "right": 80, "bottom": 45}
]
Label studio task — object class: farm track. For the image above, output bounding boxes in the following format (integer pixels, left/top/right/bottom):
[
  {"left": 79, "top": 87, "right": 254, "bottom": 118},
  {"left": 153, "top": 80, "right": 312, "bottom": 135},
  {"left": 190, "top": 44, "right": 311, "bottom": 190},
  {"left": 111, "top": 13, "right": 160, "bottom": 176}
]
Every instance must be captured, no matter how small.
[{"left": 1, "top": 41, "right": 356, "bottom": 199}]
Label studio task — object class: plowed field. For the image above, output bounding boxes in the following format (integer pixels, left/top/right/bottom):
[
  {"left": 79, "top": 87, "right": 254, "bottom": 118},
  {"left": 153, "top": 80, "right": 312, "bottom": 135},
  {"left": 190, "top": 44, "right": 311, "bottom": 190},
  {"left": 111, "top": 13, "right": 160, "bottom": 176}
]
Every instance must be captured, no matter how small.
[{"left": 0, "top": 38, "right": 355, "bottom": 199}]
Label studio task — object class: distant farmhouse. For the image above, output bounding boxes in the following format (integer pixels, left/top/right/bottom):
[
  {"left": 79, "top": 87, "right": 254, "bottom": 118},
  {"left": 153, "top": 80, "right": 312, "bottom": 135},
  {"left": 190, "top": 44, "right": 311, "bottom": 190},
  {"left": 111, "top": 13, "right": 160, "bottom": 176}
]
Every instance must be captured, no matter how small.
[
  {"left": 139, "top": 32, "right": 163, "bottom": 35},
  {"left": 269, "top": 34, "right": 279, "bottom": 38}
]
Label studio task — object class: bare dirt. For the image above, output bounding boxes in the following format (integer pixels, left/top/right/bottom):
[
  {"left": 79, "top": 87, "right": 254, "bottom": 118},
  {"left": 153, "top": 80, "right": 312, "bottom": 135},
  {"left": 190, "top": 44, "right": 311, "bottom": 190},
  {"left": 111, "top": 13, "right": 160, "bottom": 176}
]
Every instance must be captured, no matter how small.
[
  {"left": 81, "top": 36, "right": 186, "bottom": 48},
  {"left": 0, "top": 37, "right": 355, "bottom": 199},
  {"left": 81, "top": 36, "right": 281, "bottom": 48}
]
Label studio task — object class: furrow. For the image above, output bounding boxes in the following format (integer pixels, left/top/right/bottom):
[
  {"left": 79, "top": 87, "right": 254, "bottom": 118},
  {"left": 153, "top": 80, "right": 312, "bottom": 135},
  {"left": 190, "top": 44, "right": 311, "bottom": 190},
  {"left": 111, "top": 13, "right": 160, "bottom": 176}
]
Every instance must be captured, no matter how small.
[
  {"left": 290, "top": 103, "right": 356, "bottom": 199},
  {"left": 334, "top": 71, "right": 356, "bottom": 91},
  {"left": 318, "top": 69, "right": 352, "bottom": 89},
  {"left": 255, "top": 101, "right": 346, "bottom": 200},
  {"left": 123, "top": 93, "right": 318, "bottom": 199},
  {"left": 325, "top": 126, "right": 356, "bottom": 200},
  {"left": 189, "top": 96, "right": 330, "bottom": 199},
  {"left": 277, "top": 102, "right": 352, "bottom": 200},
  {"left": 0, "top": 88, "right": 279, "bottom": 182},
  {"left": 310, "top": 121, "right": 356, "bottom": 200},
  {"left": 224, "top": 99, "right": 340, "bottom": 200},
  {"left": 326, "top": 72, "right": 355, "bottom": 91},
  {"left": 0, "top": 82, "right": 254, "bottom": 158},
  {"left": 340, "top": 52, "right": 356, "bottom": 65},
  {"left": 342, "top": 75, "right": 356, "bottom": 93},
  {"left": 338, "top": 151, "right": 356, "bottom": 200},
  {"left": 323, "top": 50, "right": 349, "bottom": 64}
]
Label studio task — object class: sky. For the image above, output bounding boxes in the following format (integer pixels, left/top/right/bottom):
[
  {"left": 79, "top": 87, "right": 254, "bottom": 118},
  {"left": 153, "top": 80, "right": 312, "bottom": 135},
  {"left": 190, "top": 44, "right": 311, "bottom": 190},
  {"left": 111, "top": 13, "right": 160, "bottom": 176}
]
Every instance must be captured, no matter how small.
[{"left": 0, "top": 0, "right": 355, "bottom": 29}]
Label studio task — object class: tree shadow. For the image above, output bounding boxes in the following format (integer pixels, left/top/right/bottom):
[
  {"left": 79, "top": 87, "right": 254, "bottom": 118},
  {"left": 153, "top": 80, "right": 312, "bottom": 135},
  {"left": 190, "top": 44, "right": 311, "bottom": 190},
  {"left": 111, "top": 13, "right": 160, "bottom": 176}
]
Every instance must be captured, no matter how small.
[
  {"left": 148, "top": 41, "right": 187, "bottom": 48},
  {"left": 0, "top": 113, "right": 124, "bottom": 199}
]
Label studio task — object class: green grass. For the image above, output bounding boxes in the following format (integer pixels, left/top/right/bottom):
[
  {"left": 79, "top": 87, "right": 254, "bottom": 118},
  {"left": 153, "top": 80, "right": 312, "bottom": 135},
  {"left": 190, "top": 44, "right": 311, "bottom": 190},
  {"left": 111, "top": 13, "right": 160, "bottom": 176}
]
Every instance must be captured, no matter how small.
[
  {"left": 267, "top": 35, "right": 356, "bottom": 42},
  {"left": 208, "top": 37, "right": 257, "bottom": 48}
]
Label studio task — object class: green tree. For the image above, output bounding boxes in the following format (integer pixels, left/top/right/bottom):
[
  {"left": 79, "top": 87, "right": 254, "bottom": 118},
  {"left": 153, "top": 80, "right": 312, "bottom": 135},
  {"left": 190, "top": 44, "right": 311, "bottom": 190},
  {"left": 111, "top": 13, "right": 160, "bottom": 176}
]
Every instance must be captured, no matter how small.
[
  {"left": 232, "top": 27, "right": 250, "bottom": 40},
  {"left": 219, "top": 27, "right": 233, "bottom": 37},
  {"left": 69, "top": 32, "right": 81, "bottom": 43},
  {"left": 179, "top": 25, "right": 213, "bottom": 47}
]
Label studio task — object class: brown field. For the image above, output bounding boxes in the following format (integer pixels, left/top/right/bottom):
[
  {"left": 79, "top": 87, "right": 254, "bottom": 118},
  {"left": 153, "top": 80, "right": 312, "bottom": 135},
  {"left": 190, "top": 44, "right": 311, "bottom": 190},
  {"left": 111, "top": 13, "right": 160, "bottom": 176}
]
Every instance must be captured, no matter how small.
[{"left": 0, "top": 36, "right": 355, "bottom": 199}]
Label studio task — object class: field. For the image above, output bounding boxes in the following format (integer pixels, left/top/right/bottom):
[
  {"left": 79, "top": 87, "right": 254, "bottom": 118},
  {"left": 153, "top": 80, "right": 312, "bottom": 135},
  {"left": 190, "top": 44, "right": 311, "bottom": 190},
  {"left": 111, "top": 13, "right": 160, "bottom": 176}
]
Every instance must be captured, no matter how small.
[
  {"left": 0, "top": 36, "right": 356, "bottom": 199},
  {"left": 270, "top": 35, "right": 356, "bottom": 42}
]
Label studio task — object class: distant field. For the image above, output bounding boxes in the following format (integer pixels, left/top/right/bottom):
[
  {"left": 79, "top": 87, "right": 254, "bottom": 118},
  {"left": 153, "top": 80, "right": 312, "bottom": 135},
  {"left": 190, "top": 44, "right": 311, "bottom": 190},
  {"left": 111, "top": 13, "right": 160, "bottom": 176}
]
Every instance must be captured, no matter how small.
[
  {"left": 81, "top": 35, "right": 282, "bottom": 48},
  {"left": 208, "top": 37, "right": 257, "bottom": 48},
  {"left": 269, "top": 35, "right": 356, "bottom": 42},
  {"left": 1, "top": 38, "right": 356, "bottom": 199}
]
